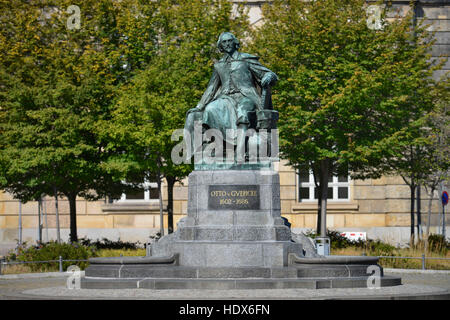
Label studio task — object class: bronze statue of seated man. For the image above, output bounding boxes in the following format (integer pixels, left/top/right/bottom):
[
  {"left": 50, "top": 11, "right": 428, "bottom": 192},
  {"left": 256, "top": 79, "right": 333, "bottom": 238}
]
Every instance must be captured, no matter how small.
[{"left": 184, "top": 32, "right": 278, "bottom": 164}]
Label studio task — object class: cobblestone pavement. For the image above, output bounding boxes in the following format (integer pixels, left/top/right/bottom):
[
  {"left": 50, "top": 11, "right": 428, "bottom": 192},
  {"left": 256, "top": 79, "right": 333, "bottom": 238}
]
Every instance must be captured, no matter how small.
[
  {"left": 393, "top": 272, "right": 450, "bottom": 289},
  {"left": 0, "top": 277, "right": 67, "bottom": 300},
  {"left": 0, "top": 271, "right": 448, "bottom": 300}
]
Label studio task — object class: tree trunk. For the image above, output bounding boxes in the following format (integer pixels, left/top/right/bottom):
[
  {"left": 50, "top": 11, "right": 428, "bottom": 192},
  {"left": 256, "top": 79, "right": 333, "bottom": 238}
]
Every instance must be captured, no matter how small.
[
  {"left": 410, "top": 184, "right": 416, "bottom": 247},
  {"left": 43, "top": 197, "right": 48, "bottom": 242},
  {"left": 54, "top": 187, "right": 61, "bottom": 244},
  {"left": 18, "top": 200, "right": 22, "bottom": 247},
  {"left": 316, "top": 192, "right": 322, "bottom": 235},
  {"left": 157, "top": 178, "right": 164, "bottom": 237},
  {"left": 312, "top": 166, "right": 322, "bottom": 235},
  {"left": 417, "top": 184, "right": 422, "bottom": 241},
  {"left": 320, "top": 159, "right": 330, "bottom": 238},
  {"left": 166, "top": 176, "right": 176, "bottom": 234},
  {"left": 425, "top": 186, "right": 435, "bottom": 255},
  {"left": 68, "top": 193, "right": 78, "bottom": 243},
  {"left": 37, "top": 197, "right": 42, "bottom": 245}
]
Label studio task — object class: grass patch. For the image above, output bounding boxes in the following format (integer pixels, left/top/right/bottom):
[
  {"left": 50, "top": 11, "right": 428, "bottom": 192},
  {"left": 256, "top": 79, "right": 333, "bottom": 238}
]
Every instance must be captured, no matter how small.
[
  {"left": 1, "top": 248, "right": 147, "bottom": 275},
  {"left": 1, "top": 238, "right": 149, "bottom": 275},
  {"left": 1, "top": 263, "right": 40, "bottom": 275},
  {"left": 95, "top": 248, "right": 147, "bottom": 257},
  {"left": 306, "top": 229, "right": 449, "bottom": 270},
  {"left": 2, "top": 233, "right": 448, "bottom": 274},
  {"left": 332, "top": 246, "right": 450, "bottom": 270}
]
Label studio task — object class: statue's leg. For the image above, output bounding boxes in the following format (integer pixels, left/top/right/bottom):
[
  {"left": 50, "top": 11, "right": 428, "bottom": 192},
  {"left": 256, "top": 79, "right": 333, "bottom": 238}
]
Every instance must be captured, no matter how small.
[
  {"left": 184, "top": 109, "right": 203, "bottom": 161},
  {"left": 203, "top": 98, "right": 237, "bottom": 161},
  {"left": 203, "top": 98, "right": 236, "bottom": 136},
  {"left": 235, "top": 98, "right": 256, "bottom": 163}
]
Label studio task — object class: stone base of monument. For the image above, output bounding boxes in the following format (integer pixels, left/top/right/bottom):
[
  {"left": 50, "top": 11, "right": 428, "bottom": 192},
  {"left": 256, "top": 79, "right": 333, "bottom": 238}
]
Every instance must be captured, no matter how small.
[
  {"left": 81, "top": 254, "right": 401, "bottom": 289},
  {"left": 81, "top": 170, "right": 401, "bottom": 290}
]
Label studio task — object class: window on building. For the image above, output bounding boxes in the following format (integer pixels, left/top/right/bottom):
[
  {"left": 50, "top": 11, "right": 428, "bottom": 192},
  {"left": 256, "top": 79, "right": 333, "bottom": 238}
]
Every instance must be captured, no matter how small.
[
  {"left": 117, "top": 181, "right": 159, "bottom": 202},
  {"left": 298, "top": 169, "right": 349, "bottom": 202}
]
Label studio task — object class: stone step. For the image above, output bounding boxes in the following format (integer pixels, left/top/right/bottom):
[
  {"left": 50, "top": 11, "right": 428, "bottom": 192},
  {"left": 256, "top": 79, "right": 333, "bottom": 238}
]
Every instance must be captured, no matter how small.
[{"left": 80, "top": 275, "right": 402, "bottom": 290}]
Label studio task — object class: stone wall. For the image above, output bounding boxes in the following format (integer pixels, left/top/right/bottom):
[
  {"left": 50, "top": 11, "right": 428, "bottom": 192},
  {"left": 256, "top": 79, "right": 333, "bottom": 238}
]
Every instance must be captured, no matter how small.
[
  {"left": 1, "top": 1, "right": 449, "bottom": 247},
  {"left": 1, "top": 158, "right": 448, "bottom": 246}
]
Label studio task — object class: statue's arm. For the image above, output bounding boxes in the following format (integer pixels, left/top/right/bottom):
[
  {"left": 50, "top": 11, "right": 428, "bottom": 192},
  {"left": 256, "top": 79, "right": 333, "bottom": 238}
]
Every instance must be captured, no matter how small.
[
  {"left": 196, "top": 67, "right": 220, "bottom": 110},
  {"left": 248, "top": 59, "right": 278, "bottom": 88}
]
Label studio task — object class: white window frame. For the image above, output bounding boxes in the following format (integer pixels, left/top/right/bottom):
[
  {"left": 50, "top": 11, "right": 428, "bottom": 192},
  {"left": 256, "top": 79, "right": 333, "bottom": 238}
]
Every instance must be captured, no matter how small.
[
  {"left": 116, "top": 181, "right": 159, "bottom": 203},
  {"left": 297, "top": 170, "right": 350, "bottom": 202}
]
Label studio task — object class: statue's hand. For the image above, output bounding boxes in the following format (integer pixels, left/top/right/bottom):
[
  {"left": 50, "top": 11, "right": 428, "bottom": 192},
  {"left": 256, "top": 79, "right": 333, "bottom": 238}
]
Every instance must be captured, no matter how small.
[
  {"left": 261, "top": 73, "right": 277, "bottom": 88},
  {"left": 187, "top": 105, "right": 203, "bottom": 115}
]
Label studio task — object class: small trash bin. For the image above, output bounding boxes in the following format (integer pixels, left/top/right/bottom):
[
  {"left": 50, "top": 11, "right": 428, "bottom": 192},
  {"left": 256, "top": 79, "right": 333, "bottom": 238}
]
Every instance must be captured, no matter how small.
[{"left": 315, "top": 237, "right": 330, "bottom": 256}]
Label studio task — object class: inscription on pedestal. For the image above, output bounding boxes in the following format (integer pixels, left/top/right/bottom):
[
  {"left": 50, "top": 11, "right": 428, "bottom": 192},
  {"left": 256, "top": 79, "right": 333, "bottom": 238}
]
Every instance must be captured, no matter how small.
[{"left": 208, "top": 185, "right": 260, "bottom": 210}]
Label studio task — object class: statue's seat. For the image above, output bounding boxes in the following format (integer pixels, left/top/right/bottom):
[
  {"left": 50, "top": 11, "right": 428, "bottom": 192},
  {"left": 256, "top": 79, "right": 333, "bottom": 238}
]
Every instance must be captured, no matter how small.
[{"left": 247, "top": 109, "right": 279, "bottom": 130}]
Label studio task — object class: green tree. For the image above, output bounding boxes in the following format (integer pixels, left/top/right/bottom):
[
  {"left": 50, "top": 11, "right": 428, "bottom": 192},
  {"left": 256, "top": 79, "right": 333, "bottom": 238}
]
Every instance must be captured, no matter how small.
[
  {"left": 249, "top": 0, "right": 442, "bottom": 240},
  {"left": 376, "top": 117, "right": 439, "bottom": 244},
  {"left": 422, "top": 93, "right": 450, "bottom": 252},
  {"left": 390, "top": 84, "right": 450, "bottom": 247},
  {"left": 372, "top": 77, "right": 449, "bottom": 246},
  {"left": 102, "top": 0, "right": 249, "bottom": 234},
  {"left": 0, "top": 0, "right": 153, "bottom": 242}
]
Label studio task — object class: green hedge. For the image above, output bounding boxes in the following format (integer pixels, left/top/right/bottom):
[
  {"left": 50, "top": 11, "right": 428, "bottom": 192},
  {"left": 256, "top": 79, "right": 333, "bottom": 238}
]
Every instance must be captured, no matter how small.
[
  {"left": 304, "top": 229, "right": 448, "bottom": 255},
  {"left": 6, "top": 238, "right": 147, "bottom": 272},
  {"left": 79, "top": 237, "right": 143, "bottom": 250},
  {"left": 8, "top": 241, "right": 97, "bottom": 271}
]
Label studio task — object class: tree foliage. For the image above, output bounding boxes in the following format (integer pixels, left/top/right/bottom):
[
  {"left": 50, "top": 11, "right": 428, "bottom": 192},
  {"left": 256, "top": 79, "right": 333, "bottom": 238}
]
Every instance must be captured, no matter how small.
[
  {"left": 0, "top": 0, "right": 250, "bottom": 240},
  {"left": 99, "top": 0, "right": 249, "bottom": 233},
  {"left": 0, "top": 0, "right": 154, "bottom": 241},
  {"left": 249, "top": 0, "right": 444, "bottom": 236}
]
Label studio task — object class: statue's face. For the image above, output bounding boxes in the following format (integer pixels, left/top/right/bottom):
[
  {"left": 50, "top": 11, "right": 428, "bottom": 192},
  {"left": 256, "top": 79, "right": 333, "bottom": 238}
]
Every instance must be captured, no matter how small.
[{"left": 220, "top": 33, "right": 236, "bottom": 54}]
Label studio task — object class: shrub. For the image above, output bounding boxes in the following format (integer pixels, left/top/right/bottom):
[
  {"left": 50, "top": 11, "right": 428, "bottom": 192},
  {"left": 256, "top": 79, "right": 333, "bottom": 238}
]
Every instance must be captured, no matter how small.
[
  {"left": 79, "top": 237, "right": 142, "bottom": 250},
  {"left": 8, "top": 241, "right": 97, "bottom": 272},
  {"left": 427, "top": 234, "right": 449, "bottom": 255},
  {"left": 304, "top": 229, "right": 397, "bottom": 254},
  {"left": 362, "top": 240, "right": 396, "bottom": 256},
  {"left": 304, "top": 229, "right": 355, "bottom": 249},
  {"left": 327, "top": 230, "right": 356, "bottom": 249}
]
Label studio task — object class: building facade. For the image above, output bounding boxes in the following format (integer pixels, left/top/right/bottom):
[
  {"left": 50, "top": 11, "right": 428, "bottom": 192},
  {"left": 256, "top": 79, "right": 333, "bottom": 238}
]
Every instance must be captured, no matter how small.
[{"left": 1, "top": 1, "right": 449, "bottom": 253}]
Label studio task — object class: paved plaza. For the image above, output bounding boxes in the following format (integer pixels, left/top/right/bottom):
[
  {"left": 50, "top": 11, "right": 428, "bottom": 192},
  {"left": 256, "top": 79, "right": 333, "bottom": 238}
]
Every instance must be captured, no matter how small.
[{"left": 0, "top": 269, "right": 448, "bottom": 300}]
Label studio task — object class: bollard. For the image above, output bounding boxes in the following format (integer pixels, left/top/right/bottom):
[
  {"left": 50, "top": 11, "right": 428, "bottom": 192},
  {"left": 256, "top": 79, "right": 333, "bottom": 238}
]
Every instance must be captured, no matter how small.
[
  {"left": 421, "top": 254, "right": 426, "bottom": 270},
  {"left": 59, "top": 256, "right": 63, "bottom": 272},
  {"left": 0, "top": 257, "right": 7, "bottom": 275}
]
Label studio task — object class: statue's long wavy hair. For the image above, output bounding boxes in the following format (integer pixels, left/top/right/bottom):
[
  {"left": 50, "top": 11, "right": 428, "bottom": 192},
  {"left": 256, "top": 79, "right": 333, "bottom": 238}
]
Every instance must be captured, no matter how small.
[{"left": 217, "top": 32, "right": 240, "bottom": 53}]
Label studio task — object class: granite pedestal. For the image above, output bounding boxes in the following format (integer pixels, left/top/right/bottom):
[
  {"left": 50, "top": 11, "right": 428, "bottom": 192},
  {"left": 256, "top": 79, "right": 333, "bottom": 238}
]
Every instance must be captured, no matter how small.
[
  {"left": 81, "top": 170, "right": 401, "bottom": 289},
  {"left": 149, "top": 170, "right": 302, "bottom": 268}
]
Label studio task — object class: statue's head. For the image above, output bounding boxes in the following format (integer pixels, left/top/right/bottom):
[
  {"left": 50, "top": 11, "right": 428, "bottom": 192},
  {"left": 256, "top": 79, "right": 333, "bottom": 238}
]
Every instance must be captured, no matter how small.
[{"left": 217, "top": 32, "right": 239, "bottom": 54}]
